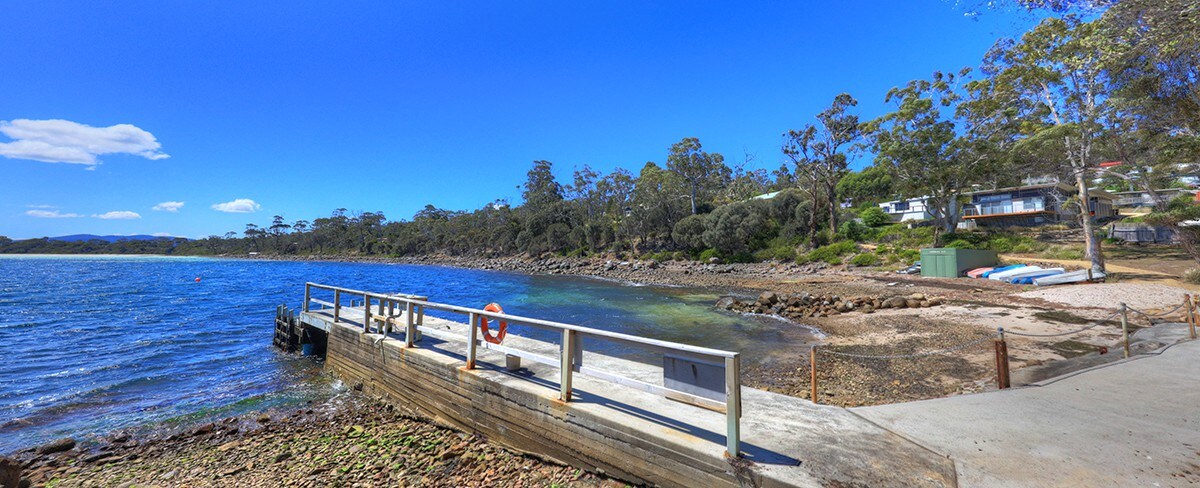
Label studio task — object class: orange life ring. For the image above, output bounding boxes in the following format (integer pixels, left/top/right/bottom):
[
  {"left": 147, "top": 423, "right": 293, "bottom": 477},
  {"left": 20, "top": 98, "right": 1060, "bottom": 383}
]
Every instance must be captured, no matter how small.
[{"left": 479, "top": 303, "right": 507, "bottom": 344}]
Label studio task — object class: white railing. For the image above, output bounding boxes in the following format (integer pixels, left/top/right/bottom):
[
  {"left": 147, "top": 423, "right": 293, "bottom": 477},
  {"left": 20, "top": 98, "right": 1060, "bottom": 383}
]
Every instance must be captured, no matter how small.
[{"left": 302, "top": 282, "right": 743, "bottom": 457}]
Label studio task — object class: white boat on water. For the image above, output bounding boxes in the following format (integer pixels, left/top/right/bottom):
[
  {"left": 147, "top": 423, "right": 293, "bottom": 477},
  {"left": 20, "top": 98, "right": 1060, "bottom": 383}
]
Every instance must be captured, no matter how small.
[
  {"left": 1034, "top": 269, "right": 1105, "bottom": 286},
  {"left": 989, "top": 266, "right": 1042, "bottom": 281}
]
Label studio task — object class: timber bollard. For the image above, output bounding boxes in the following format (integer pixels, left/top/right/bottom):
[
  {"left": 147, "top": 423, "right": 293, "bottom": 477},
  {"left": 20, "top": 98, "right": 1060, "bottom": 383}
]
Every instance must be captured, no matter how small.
[
  {"left": 994, "top": 327, "right": 1010, "bottom": 390},
  {"left": 1119, "top": 302, "right": 1131, "bottom": 358},
  {"left": 809, "top": 345, "right": 818, "bottom": 404},
  {"left": 1187, "top": 294, "right": 1198, "bottom": 340}
]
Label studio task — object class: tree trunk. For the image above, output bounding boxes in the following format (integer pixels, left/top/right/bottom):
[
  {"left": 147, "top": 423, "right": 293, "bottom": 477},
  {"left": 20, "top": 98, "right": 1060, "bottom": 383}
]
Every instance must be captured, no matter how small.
[
  {"left": 827, "top": 182, "right": 839, "bottom": 235},
  {"left": 1074, "top": 172, "right": 1106, "bottom": 274},
  {"left": 808, "top": 199, "right": 819, "bottom": 246}
]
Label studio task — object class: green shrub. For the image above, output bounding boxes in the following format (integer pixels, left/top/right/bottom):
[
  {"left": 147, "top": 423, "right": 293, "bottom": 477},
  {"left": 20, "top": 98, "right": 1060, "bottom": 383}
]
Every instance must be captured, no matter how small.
[
  {"left": 1040, "top": 245, "right": 1084, "bottom": 260},
  {"left": 859, "top": 206, "right": 892, "bottom": 227},
  {"left": 837, "top": 220, "right": 869, "bottom": 242},
  {"left": 945, "top": 239, "right": 974, "bottom": 249},
  {"left": 727, "top": 252, "right": 756, "bottom": 264},
  {"left": 799, "top": 240, "right": 859, "bottom": 265},
  {"left": 753, "top": 237, "right": 799, "bottom": 262},
  {"left": 698, "top": 248, "right": 722, "bottom": 262},
  {"left": 849, "top": 252, "right": 881, "bottom": 267},
  {"left": 1183, "top": 268, "right": 1200, "bottom": 284}
]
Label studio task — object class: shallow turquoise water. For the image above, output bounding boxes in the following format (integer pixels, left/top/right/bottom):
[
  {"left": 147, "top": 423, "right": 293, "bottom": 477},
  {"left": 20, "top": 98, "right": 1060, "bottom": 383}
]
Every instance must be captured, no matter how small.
[{"left": 0, "top": 255, "right": 813, "bottom": 453}]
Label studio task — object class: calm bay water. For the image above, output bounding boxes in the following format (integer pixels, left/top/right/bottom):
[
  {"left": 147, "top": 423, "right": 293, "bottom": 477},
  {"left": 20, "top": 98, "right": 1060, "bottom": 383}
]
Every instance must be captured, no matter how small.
[{"left": 0, "top": 255, "right": 813, "bottom": 453}]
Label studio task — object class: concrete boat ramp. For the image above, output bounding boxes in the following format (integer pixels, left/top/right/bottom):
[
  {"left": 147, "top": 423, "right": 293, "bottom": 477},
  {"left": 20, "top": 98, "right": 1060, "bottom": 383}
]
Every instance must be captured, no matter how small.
[
  {"left": 855, "top": 337, "right": 1200, "bottom": 487},
  {"left": 279, "top": 284, "right": 1199, "bottom": 487}
]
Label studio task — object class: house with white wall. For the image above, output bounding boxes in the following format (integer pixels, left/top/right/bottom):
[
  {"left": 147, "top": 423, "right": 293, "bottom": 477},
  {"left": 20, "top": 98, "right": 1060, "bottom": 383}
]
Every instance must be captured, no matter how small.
[{"left": 878, "top": 197, "right": 933, "bottom": 222}]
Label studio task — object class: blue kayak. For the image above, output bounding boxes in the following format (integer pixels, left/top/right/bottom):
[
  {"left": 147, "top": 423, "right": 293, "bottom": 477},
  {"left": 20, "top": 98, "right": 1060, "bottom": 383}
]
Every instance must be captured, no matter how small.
[{"left": 980, "top": 264, "right": 1025, "bottom": 278}]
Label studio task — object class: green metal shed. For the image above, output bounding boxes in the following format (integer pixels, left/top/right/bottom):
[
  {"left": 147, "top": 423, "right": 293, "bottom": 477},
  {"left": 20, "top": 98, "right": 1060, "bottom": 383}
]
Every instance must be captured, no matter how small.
[{"left": 920, "top": 248, "right": 998, "bottom": 278}]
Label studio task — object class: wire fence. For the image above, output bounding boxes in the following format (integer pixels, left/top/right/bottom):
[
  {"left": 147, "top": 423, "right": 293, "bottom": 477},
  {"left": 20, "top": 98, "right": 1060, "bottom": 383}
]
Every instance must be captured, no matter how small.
[{"left": 808, "top": 294, "right": 1200, "bottom": 404}]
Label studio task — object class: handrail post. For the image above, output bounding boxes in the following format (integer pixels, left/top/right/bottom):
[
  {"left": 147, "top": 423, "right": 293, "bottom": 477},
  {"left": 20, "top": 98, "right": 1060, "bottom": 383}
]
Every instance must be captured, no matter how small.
[
  {"left": 466, "top": 312, "right": 479, "bottom": 369},
  {"left": 560, "top": 329, "right": 576, "bottom": 401},
  {"left": 725, "top": 353, "right": 741, "bottom": 458},
  {"left": 303, "top": 283, "right": 310, "bottom": 312},
  {"left": 387, "top": 300, "right": 396, "bottom": 334},
  {"left": 333, "top": 289, "right": 341, "bottom": 323},
  {"left": 405, "top": 301, "right": 416, "bottom": 347},
  {"left": 363, "top": 293, "right": 372, "bottom": 334},
  {"left": 1119, "top": 302, "right": 1131, "bottom": 358},
  {"left": 417, "top": 300, "right": 425, "bottom": 326}
]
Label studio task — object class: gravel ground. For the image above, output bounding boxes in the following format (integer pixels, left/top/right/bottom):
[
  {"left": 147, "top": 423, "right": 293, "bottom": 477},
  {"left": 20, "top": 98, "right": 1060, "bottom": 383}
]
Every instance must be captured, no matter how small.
[
  {"left": 8, "top": 396, "right": 624, "bottom": 488},
  {"left": 1016, "top": 282, "right": 1192, "bottom": 312}
]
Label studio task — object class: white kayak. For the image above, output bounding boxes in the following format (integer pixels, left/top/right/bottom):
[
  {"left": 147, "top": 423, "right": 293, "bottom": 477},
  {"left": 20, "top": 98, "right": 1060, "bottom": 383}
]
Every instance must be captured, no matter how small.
[
  {"left": 1011, "top": 268, "right": 1066, "bottom": 284},
  {"left": 989, "top": 265, "right": 1042, "bottom": 281},
  {"left": 1034, "top": 269, "right": 1105, "bottom": 286}
]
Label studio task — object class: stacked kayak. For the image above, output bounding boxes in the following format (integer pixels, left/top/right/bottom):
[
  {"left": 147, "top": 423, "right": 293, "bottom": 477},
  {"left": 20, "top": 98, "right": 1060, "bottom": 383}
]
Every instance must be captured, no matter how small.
[
  {"left": 1010, "top": 268, "right": 1064, "bottom": 284},
  {"left": 983, "top": 264, "right": 1028, "bottom": 280},
  {"left": 1034, "top": 269, "right": 1106, "bottom": 286},
  {"left": 980, "top": 264, "right": 1026, "bottom": 278},
  {"left": 966, "top": 267, "right": 994, "bottom": 278}
]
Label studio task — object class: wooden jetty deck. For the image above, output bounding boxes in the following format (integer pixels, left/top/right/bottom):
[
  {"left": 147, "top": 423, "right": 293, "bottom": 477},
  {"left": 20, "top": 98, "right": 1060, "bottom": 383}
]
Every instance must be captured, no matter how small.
[{"left": 275, "top": 283, "right": 957, "bottom": 488}]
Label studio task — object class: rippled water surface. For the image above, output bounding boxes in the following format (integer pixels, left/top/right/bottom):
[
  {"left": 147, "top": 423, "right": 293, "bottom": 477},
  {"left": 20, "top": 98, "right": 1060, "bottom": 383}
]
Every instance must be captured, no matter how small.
[{"left": 0, "top": 255, "right": 813, "bottom": 453}]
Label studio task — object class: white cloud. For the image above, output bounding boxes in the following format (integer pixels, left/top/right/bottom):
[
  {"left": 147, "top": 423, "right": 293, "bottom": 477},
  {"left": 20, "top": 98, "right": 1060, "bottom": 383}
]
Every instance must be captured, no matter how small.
[
  {"left": 211, "top": 198, "right": 260, "bottom": 213},
  {"left": 26, "top": 209, "right": 82, "bottom": 218},
  {"left": 93, "top": 211, "right": 142, "bottom": 220},
  {"left": 26, "top": 204, "right": 58, "bottom": 209},
  {"left": 152, "top": 201, "right": 185, "bottom": 212},
  {"left": 0, "top": 119, "right": 169, "bottom": 167},
  {"left": 151, "top": 232, "right": 173, "bottom": 237}
]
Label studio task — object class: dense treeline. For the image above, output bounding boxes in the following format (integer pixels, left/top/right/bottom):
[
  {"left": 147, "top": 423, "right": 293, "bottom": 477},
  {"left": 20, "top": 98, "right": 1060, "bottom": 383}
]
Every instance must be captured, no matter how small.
[{"left": 3, "top": 1, "right": 1197, "bottom": 268}]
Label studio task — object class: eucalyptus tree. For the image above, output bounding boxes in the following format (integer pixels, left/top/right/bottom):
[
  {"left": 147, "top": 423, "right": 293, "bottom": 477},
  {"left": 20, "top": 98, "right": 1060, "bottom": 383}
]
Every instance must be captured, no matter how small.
[
  {"left": 836, "top": 165, "right": 894, "bottom": 207},
  {"left": 629, "top": 162, "right": 689, "bottom": 248},
  {"left": 666, "top": 137, "right": 729, "bottom": 215},
  {"left": 519, "top": 160, "right": 567, "bottom": 254},
  {"left": 782, "top": 93, "right": 862, "bottom": 240},
  {"left": 595, "top": 168, "right": 635, "bottom": 249},
  {"left": 867, "top": 70, "right": 989, "bottom": 238},
  {"left": 980, "top": 16, "right": 1112, "bottom": 273}
]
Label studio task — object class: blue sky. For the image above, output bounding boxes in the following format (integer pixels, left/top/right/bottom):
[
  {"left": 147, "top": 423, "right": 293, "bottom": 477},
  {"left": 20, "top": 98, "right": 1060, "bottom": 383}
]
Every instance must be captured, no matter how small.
[{"left": 0, "top": 1, "right": 1037, "bottom": 239}]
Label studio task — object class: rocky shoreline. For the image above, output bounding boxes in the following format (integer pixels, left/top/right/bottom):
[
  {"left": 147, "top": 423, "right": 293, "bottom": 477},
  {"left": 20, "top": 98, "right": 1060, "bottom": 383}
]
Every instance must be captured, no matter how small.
[
  {"left": 235, "top": 252, "right": 830, "bottom": 294},
  {"left": 717, "top": 290, "right": 946, "bottom": 319},
  {"left": 2, "top": 395, "right": 621, "bottom": 488}
]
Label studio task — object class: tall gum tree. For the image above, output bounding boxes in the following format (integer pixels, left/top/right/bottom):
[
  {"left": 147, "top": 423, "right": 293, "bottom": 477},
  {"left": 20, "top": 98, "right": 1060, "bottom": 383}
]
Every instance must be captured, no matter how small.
[
  {"left": 981, "top": 16, "right": 1110, "bottom": 273},
  {"left": 866, "top": 70, "right": 1001, "bottom": 238},
  {"left": 783, "top": 93, "right": 862, "bottom": 240},
  {"left": 666, "top": 137, "right": 729, "bottom": 215}
]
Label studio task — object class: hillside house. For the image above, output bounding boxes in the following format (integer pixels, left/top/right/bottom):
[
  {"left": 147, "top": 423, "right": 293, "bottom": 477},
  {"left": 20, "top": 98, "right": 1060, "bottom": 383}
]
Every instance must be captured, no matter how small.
[
  {"left": 878, "top": 197, "right": 933, "bottom": 222},
  {"left": 963, "top": 182, "right": 1116, "bottom": 227}
]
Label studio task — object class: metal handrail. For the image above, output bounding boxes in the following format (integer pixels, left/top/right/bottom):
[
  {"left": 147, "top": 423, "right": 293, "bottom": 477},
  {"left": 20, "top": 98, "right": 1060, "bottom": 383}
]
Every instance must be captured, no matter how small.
[{"left": 301, "top": 281, "right": 743, "bottom": 457}]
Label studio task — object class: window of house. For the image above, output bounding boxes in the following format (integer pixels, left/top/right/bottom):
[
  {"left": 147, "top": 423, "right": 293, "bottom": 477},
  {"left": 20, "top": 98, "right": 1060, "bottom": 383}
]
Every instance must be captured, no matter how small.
[{"left": 894, "top": 201, "right": 910, "bottom": 212}]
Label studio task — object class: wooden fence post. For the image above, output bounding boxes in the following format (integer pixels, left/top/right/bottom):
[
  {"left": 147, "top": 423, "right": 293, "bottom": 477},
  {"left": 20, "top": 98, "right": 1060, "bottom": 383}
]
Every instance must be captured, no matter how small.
[
  {"left": 809, "top": 345, "right": 818, "bottom": 404},
  {"left": 1119, "top": 302, "right": 1131, "bottom": 358},
  {"left": 994, "top": 328, "right": 1010, "bottom": 390},
  {"left": 1187, "top": 294, "right": 1198, "bottom": 340}
]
